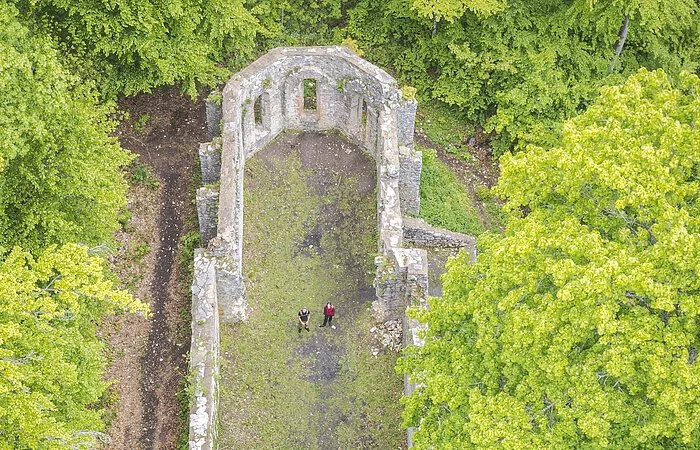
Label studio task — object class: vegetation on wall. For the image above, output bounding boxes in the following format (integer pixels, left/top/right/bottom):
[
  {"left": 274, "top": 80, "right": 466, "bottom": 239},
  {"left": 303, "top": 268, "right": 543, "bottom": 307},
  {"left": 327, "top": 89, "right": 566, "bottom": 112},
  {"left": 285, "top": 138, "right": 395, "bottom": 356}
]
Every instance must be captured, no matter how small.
[{"left": 400, "top": 69, "right": 700, "bottom": 448}]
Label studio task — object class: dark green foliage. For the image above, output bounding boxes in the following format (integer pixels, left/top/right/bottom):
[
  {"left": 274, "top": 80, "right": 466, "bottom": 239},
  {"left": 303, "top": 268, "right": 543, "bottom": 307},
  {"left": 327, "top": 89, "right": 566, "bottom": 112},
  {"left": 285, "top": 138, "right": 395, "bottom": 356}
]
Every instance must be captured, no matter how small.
[
  {"left": 11, "top": 0, "right": 261, "bottom": 96},
  {"left": 248, "top": 0, "right": 342, "bottom": 46},
  {"left": 0, "top": 1, "right": 132, "bottom": 254},
  {"left": 345, "top": 0, "right": 699, "bottom": 154}
]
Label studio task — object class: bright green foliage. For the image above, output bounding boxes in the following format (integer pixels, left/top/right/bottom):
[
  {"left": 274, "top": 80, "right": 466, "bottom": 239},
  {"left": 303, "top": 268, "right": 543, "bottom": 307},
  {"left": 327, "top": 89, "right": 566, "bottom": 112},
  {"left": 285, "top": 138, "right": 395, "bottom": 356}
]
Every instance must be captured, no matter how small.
[
  {"left": 409, "top": 0, "right": 505, "bottom": 22},
  {"left": 419, "top": 148, "right": 484, "bottom": 235},
  {"left": 346, "top": 0, "right": 699, "bottom": 154},
  {"left": 11, "top": 0, "right": 260, "bottom": 96},
  {"left": 0, "top": 244, "right": 147, "bottom": 449},
  {"left": 0, "top": 2, "right": 132, "bottom": 253},
  {"left": 401, "top": 69, "right": 700, "bottom": 448}
]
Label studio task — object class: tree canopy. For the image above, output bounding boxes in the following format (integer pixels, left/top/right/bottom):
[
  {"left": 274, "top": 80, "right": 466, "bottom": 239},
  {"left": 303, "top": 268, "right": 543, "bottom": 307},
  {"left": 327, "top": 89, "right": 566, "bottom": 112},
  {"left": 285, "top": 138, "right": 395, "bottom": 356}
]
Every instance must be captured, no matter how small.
[
  {"left": 400, "top": 69, "right": 700, "bottom": 448},
  {"left": 0, "top": 244, "right": 146, "bottom": 449},
  {"left": 11, "top": 0, "right": 260, "bottom": 97},
  {"left": 346, "top": 0, "right": 699, "bottom": 153},
  {"left": 0, "top": 1, "right": 134, "bottom": 254}
]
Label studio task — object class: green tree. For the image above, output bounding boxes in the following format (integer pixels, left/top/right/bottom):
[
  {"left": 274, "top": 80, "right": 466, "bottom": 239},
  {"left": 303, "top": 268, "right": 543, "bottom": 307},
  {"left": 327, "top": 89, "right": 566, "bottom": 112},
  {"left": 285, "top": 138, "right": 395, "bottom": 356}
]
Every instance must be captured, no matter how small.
[
  {"left": 0, "top": 1, "right": 132, "bottom": 253},
  {"left": 400, "top": 69, "right": 700, "bottom": 448},
  {"left": 248, "top": 0, "right": 342, "bottom": 46},
  {"left": 0, "top": 244, "right": 147, "bottom": 449},
  {"left": 346, "top": 0, "right": 699, "bottom": 154},
  {"left": 11, "top": 0, "right": 260, "bottom": 96}
]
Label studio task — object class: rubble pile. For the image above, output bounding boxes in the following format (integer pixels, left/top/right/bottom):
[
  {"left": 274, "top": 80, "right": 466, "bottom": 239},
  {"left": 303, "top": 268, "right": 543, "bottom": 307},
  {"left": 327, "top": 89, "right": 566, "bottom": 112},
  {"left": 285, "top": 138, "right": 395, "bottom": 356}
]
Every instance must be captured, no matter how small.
[{"left": 369, "top": 319, "right": 403, "bottom": 356}]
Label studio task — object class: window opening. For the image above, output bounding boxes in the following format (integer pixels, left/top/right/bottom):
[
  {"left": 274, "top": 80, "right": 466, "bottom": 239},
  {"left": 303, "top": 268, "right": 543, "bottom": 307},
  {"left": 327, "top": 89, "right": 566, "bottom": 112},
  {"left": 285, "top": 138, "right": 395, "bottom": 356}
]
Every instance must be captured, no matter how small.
[
  {"left": 303, "top": 79, "right": 317, "bottom": 111},
  {"left": 361, "top": 99, "right": 368, "bottom": 127},
  {"left": 253, "top": 95, "right": 263, "bottom": 127}
]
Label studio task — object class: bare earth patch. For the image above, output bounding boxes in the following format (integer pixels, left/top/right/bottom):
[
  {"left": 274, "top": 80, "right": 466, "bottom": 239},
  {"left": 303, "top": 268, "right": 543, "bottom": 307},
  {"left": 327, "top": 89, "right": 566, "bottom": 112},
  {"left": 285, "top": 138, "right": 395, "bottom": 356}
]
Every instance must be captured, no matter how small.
[{"left": 102, "top": 87, "right": 205, "bottom": 450}]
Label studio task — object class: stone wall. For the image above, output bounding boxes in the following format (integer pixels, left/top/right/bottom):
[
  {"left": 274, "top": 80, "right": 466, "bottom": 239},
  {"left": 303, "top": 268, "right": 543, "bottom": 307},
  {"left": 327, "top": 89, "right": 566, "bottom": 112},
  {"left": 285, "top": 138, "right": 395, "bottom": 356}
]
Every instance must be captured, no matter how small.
[
  {"left": 403, "top": 217, "right": 477, "bottom": 260},
  {"left": 188, "top": 251, "right": 220, "bottom": 450},
  {"left": 205, "top": 92, "right": 222, "bottom": 140},
  {"left": 188, "top": 46, "right": 452, "bottom": 450},
  {"left": 196, "top": 187, "right": 219, "bottom": 246},
  {"left": 398, "top": 146, "right": 422, "bottom": 216},
  {"left": 198, "top": 140, "right": 221, "bottom": 186}
]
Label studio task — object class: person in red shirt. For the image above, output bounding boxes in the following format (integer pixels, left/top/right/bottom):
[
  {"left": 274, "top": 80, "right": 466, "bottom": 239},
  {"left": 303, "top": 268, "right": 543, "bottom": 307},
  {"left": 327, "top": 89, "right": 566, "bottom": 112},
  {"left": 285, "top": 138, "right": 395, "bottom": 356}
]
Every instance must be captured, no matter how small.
[{"left": 320, "top": 302, "right": 335, "bottom": 327}]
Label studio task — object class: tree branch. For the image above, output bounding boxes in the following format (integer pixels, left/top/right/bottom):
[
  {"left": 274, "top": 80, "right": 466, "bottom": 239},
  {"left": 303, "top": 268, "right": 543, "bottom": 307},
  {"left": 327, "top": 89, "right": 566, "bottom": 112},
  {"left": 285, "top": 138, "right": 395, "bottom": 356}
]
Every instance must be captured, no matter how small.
[{"left": 609, "top": 14, "right": 630, "bottom": 72}]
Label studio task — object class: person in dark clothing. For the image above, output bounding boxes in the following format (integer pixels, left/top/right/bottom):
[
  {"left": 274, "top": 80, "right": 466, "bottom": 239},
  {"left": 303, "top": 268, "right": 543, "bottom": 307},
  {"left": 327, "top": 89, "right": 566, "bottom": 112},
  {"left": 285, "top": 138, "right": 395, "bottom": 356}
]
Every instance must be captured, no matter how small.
[
  {"left": 320, "top": 302, "right": 335, "bottom": 327},
  {"left": 298, "top": 308, "right": 311, "bottom": 333}
]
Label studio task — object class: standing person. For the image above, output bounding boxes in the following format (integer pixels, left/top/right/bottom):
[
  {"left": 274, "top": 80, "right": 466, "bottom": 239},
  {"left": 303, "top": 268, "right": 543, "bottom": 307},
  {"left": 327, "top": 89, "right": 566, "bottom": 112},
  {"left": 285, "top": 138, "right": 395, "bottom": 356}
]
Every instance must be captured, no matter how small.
[
  {"left": 298, "top": 308, "right": 311, "bottom": 333},
  {"left": 320, "top": 302, "right": 335, "bottom": 327}
]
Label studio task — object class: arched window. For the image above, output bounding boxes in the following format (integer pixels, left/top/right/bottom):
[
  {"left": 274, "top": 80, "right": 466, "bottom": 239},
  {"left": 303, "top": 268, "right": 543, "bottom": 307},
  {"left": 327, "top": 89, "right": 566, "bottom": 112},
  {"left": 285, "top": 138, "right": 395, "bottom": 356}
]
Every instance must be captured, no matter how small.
[
  {"left": 253, "top": 95, "right": 263, "bottom": 127},
  {"left": 303, "top": 79, "right": 317, "bottom": 111}
]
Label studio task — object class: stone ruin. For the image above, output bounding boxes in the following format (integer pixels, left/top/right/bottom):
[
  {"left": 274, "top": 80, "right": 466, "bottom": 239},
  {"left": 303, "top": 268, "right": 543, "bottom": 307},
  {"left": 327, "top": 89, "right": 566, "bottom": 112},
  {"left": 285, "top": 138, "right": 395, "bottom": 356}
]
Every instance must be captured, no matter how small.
[{"left": 188, "top": 46, "right": 476, "bottom": 449}]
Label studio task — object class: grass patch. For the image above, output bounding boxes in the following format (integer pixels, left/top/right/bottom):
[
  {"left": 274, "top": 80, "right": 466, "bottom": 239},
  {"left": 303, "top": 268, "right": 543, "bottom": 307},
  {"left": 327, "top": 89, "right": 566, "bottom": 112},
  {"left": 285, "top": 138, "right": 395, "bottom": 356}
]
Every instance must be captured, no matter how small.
[
  {"left": 132, "top": 113, "right": 151, "bottom": 134},
  {"left": 218, "top": 138, "right": 404, "bottom": 449},
  {"left": 416, "top": 100, "right": 474, "bottom": 160},
  {"left": 129, "top": 161, "right": 160, "bottom": 189},
  {"left": 419, "top": 147, "right": 485, "bottom": 235}
]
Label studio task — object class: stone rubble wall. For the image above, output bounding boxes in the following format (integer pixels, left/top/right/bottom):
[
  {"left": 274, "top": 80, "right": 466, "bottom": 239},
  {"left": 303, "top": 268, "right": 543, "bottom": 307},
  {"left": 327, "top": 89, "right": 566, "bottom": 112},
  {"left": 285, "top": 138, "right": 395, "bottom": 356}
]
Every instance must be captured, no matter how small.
[
  {"left": 403, "top": 217, "right": 477, "bottom": 260},
  {"left": 198, "top": 140, "right": 221, "bottom": 186},
  {"left": 196, "top": 187, "right": 219, "bottom": 246},
  {"left": 398, "top": 146, "right": 422, "bottom": 216},
  {"left": 205, "top": 92, "right": 223, "bottom": 140},
  {"left": 188, "top": 250, "right": 220, "bottom": 450}
]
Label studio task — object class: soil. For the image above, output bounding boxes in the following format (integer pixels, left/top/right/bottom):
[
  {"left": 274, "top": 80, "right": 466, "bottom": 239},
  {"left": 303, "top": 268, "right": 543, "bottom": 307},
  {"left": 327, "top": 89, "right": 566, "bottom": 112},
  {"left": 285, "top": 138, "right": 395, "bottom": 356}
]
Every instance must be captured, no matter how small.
[{"left": 103, "top": 87, "right": 204, "bottom": 450}]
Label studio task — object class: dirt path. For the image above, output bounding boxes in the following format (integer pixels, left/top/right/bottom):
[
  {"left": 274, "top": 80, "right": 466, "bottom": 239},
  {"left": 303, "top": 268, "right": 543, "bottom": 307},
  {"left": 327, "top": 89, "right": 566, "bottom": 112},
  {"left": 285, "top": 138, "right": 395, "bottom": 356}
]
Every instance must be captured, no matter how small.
[
  {"left": 218, "top": 131, "right": 406, "bottom": 449},
  {"left": 104, "top": 87, "right": 204, "bottom": 449}
]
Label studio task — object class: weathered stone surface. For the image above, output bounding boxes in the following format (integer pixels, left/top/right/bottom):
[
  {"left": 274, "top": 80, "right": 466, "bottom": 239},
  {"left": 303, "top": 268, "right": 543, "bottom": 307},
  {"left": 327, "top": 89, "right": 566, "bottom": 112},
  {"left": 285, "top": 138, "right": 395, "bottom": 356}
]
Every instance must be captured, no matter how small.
[
  {"left": 199, "top": 140, "right": 221, "bottom": 185},
  {"left": 196, "top": 187, "right": 219, "bottom": 246},
  {"left": 397, "top": 98, "right": 417, "bottom": 148},
  {"left": 403, "top": 217, "right": 477, "bottom": 261},
  {"left": 206, "top": 92, "right": 223, "bottom": 140},
  {"left": 373, "top": 248, "right": 428, "bottom": 322},
  {"left": 213, "top": 259, "right": 247, "bottom": 322},
  {"left": 189, "top": 250, "right": 220, "bottom": 450},
  {"left": 399, "top": 146, "right": 422, "bottom": 215}
]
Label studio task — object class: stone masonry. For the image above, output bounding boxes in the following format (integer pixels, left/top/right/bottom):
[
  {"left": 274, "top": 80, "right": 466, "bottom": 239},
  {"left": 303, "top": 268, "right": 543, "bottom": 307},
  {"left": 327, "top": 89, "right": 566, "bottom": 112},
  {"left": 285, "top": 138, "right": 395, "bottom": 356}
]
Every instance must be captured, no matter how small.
[{"left": 188, "top": 46, "right": 476, "bottom": 449}]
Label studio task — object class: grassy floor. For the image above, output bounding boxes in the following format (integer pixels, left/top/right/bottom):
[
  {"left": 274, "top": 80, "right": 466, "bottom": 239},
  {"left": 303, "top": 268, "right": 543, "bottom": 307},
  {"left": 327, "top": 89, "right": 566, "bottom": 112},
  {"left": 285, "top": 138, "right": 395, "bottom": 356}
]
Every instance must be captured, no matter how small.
[{"left": 218, "top": 139, "right": 406, "bottom": 449}]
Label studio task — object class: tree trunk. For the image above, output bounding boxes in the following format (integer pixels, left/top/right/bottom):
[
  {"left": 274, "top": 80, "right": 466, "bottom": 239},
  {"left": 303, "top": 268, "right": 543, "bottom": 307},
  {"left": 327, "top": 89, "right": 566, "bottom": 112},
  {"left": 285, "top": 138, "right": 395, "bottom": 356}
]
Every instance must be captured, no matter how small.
[
  {"left": 432, "top": 13, "right": 438, "bottom": 37},
  {"left": 609, "top": 14, "right": 630, "bottom": 72}
]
